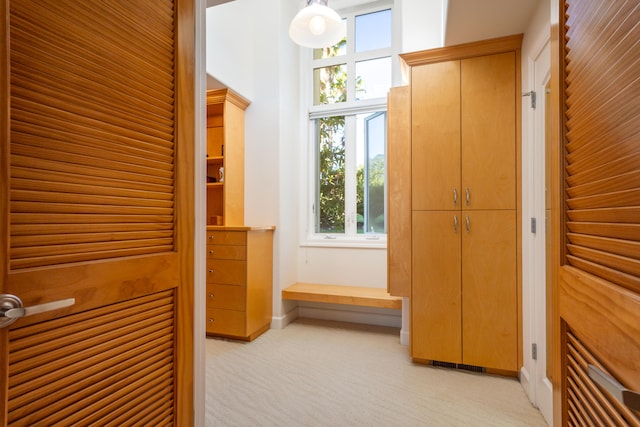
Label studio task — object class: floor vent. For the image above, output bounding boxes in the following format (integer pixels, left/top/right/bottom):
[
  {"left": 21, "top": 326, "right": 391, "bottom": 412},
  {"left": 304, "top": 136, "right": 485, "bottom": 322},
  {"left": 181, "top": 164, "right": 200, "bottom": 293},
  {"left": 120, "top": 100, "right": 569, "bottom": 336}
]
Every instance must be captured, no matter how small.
[{"left": 430, "top": 360, "right": 486, "bottom": 373}]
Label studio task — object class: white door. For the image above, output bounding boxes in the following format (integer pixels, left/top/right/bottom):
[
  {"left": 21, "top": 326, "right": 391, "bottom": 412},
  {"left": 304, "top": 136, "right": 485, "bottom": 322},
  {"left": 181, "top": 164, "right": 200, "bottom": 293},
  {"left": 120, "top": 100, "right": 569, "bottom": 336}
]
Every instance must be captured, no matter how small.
[{"left": 533, "top": 40, "right": 553, "bottom": 425}]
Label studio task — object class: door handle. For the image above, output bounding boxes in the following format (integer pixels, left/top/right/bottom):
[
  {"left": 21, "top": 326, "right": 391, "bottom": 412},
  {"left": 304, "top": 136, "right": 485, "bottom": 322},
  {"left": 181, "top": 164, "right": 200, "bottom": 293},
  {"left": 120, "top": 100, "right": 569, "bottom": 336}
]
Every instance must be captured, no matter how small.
[
  {"left": 0, "top": 294, "right": 75, "bottom": 328},
  {"left": 588, "top": 364, "right": 640, "bottom": 411}
]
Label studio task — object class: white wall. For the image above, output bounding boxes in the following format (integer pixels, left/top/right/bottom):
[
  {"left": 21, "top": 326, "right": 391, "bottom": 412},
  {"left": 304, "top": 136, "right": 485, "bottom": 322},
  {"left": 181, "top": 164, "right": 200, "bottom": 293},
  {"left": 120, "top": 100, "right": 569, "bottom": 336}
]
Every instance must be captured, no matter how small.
[
  {"left": 206, "top": 0, "right": 300, "bottom": 325},
  {"left": 400, "top": 0, "right": 445, "bottom": 53}
]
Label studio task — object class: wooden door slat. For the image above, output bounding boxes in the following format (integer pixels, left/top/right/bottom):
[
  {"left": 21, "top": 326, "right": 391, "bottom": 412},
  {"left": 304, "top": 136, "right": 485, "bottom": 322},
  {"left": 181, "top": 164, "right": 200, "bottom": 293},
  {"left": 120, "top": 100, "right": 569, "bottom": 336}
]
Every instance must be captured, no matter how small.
[
  {"left": 566, "top": 188, "right": 640, "bottom": 210},
  {"left": 10, "top": 245, "right": 175, "bottom": 270},
  {"left": 567, "top": 207, "right": 640, "bottom": 223},
  {"left": 11, "top": 155, "right": 174, "bottom": 187}
]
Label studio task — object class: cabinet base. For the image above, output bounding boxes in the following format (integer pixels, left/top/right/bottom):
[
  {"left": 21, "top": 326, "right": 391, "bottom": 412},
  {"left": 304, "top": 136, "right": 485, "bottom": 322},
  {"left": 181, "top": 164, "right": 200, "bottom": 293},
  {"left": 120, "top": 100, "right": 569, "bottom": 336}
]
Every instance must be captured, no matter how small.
[
  {"left": 412, "top": 357, "right": 518, "bottom": 378},
  {"left": 206, "top": 323, "right": 270, "bottom": 342}
]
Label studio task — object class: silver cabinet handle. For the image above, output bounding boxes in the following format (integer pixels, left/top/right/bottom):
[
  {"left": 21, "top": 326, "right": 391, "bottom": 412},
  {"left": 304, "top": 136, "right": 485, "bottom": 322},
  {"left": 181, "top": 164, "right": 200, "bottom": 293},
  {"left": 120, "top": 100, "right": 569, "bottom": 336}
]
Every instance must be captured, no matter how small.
[
  {"left": 465, "top": 215, "right": 470, "bottom": 232},
  {"left": 0, "top": 294, "right": 75, "bottom": 328},
  {"left": 465, "top": 187, "right": 470, "bottom": 206},
  {"left": 453, "top": 188, "right": 458, "bottom": 207},
  {"left": 454, "top": 215, "right": 458, "bottom": 232},
  {"left": 588, "top": 364, "right": 640, "bottom": 411}
]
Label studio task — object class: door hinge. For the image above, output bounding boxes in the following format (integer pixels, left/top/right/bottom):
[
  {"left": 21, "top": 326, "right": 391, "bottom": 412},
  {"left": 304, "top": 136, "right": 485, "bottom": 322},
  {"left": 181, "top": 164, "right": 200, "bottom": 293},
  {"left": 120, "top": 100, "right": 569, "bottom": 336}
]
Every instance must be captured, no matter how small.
[
  {"left": 523, "top": 90, "right": 536, "bottom": 109},
  {"left": 530, "top": 217, "right": 537, "bottom": 234},
  {"left": 532, "top": 343, "right": 538, "bottom": 360}
]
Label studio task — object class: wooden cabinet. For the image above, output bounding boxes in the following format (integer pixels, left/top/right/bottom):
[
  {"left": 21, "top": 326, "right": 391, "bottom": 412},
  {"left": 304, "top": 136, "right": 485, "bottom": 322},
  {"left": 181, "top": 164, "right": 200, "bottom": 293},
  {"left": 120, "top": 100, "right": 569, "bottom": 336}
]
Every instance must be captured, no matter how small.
[
  {"left": 206, "top": 88, "right": 249, "bottom": 226},
  {"left": 392, "top": 35, "right": 522, "bottom": 373},
  {"left": 205, "top": 88, "right": 274, "bottom": 341},
  {"left": 206, "top": 228, "right": 274, "bottom": 341}
]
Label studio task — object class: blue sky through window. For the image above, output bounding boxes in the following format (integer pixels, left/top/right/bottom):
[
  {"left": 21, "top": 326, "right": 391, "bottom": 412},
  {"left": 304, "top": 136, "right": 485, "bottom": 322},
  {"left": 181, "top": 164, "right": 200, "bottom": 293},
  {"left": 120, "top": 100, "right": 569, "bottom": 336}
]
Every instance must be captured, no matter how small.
[{"left": 355, "top": 9, "right": 392, "bottom": 52}]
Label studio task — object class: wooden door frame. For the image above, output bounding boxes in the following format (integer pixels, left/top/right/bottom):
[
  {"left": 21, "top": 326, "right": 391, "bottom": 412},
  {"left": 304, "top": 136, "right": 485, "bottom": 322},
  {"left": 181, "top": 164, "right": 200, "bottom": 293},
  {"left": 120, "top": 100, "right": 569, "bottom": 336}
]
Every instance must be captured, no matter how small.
[
  {"left": 549, "top": 0, "right": 564, "bottom": 425},
  {"left": 0, "top": 0, "right": 9, "bottom": 423}
]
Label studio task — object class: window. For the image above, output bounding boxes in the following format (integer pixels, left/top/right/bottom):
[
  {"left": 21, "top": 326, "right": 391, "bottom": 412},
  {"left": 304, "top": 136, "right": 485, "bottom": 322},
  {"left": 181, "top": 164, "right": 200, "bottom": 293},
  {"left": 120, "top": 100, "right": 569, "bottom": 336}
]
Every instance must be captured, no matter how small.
[{"left": 306, "top": 3, "right": 394, "bottom": 244}]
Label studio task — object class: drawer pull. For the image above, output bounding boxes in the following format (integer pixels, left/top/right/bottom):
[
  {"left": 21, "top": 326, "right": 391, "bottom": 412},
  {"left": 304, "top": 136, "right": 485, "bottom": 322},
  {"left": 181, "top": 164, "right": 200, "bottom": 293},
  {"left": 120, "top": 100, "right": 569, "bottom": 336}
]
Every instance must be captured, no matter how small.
[
  {"left": 208, "top": 269, "right": 215, "bottom": 274},
  {"left": 208, "top": 293, "right": 215, "bottom": 299},
  {"left": 208, "top": 235, "right": 214, "bottom": 240},
  {"left": 208, "top": 318, "right": 214, "bottom": 323},
  {"left": 208, "top": 250, "right": 214, "bottom": 255}
]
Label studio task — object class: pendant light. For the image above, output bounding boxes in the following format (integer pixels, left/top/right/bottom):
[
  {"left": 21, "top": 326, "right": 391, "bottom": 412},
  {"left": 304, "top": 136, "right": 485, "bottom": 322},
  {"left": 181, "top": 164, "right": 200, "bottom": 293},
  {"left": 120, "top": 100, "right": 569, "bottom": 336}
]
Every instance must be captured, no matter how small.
[{"left": 289, "top": 0, "right": 346, "bottom": 48}]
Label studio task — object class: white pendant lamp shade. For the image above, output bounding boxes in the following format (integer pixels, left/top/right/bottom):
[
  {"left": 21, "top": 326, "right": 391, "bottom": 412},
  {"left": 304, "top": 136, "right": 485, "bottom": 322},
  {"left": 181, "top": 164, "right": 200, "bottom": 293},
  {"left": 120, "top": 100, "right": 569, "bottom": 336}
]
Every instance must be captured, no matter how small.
[{"left": 289, "top": 0, "right": 345, "bottom": 48}]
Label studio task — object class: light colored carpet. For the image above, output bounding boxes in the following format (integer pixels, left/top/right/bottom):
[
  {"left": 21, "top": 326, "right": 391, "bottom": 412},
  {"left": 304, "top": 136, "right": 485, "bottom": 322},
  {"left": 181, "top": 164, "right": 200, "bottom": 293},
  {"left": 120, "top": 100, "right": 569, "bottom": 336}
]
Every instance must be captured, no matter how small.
[{"left": 205, "top": 318, "right": 547, "bottom": 427}]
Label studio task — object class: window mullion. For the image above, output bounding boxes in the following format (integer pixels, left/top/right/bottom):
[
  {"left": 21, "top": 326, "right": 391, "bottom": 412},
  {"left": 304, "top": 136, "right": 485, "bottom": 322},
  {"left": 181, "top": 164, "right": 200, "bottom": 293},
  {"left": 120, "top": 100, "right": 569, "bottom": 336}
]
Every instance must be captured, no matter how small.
[{"left": 344, "top": 115, "right": 358, "bottom": 236}]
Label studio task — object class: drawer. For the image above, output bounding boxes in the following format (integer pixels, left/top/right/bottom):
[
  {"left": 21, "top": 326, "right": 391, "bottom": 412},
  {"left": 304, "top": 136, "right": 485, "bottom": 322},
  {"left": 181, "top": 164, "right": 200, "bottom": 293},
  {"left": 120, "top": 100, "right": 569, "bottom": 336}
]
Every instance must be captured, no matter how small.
[
  {"left": 206, "top": 308, "right": 245, "bottom": 337},
  {"left": 206, "top": 244, "right": 246, "bottom": 260},
  {"left": 206, "top": 259, "right": 246, "bottom": 285},
  {"left": 206, "top": 231, "right": 246, "bottom": 246},
  {"left": 206, "top": 283, "right": 245, "bottom": 311}
]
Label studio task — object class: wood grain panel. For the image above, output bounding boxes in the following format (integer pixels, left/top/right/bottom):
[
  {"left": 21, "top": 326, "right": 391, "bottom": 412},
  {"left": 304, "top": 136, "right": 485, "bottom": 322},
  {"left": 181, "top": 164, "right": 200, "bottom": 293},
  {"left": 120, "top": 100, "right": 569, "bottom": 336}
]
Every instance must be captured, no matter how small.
[
  {"left": 7, "top": 290, "right": 176, "bottom": 425},
  {"left": 461, "top": 52, "right": 516, "bottom": 210},
  {"left": 411, "top": 211, "right": 462, "bottom": 363},
  {"left": 462, "top": 210, "right": 518, "bottom": 371},
  {"left": 411, "top": 61, "right": 461, "bottom": 211},
  {"left": 387, "top": 86, "right": 411, "bottom": 297}
]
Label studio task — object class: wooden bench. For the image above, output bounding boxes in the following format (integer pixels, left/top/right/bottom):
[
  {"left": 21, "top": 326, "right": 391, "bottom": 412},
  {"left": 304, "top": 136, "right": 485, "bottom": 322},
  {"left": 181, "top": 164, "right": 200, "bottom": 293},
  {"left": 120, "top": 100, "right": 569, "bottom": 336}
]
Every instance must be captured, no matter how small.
[{"left": 282, "top": 283, "right": 402, "bottom": 310}]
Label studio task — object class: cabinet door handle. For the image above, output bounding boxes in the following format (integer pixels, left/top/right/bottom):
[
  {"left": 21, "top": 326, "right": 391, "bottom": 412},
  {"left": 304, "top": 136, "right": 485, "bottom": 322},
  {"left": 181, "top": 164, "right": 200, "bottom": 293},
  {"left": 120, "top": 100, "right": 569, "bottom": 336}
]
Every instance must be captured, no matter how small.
[
  {"left": 465, "top": 187, "right": 470, "bottom": 206},
  {"left": 453, "top": 188, "right": 458, "bottom": 207},
  {"left": 208, "top": 269, "right": 215, "bottom": 274},
  {"left": 588, "top": 364, "right": 640, "bottom": 411},
  {"left": 465, "top": 215, "right": 470, "bottom": 232},
  {"left": 453, "top": 215, "right": 458, "bottom": 233},
  {"left": 208, "top": 250, "right": 214, "bottom": 255},
  {"left": 208, "top": 293, "right": 215, "bottom": 299},
  {"left": 208, "top": 235, "right": 214, "bottom": 240}
]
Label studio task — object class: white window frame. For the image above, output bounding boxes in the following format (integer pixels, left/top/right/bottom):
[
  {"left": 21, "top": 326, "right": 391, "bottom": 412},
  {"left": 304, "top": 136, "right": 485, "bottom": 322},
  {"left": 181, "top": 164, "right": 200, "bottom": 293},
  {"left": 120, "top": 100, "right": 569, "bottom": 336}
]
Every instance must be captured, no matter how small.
[{"left": 300, "top": 0, "right": 396, "bottom": 248}]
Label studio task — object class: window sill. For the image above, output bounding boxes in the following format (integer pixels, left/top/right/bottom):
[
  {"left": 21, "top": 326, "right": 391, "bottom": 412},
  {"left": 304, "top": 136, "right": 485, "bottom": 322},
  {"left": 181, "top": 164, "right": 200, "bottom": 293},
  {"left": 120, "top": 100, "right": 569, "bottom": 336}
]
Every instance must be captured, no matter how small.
[{"left": 300, "top": 236, "right": 387, "bottom": 249}]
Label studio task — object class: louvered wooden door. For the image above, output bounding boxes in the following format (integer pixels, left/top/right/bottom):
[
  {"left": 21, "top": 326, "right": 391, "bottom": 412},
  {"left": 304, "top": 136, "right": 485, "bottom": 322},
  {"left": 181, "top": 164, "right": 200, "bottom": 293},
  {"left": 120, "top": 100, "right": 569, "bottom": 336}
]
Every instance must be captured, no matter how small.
[
  {"left": 552, "top": 0, "right": 640, "bottom": 425},
  {"left": 1, "top": 0, "right": 195, "bottom": 425}
]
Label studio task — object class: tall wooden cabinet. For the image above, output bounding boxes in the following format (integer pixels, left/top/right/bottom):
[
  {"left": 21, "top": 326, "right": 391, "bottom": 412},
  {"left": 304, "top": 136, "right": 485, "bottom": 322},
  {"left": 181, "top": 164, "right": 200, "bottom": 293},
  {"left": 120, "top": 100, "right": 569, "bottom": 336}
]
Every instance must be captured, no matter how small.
[
  {"left": 391, "top": 35, "right": 522, "bottom": 373},
  {"left": 206, "top": 88, "right": 248, "bottom": 226},
  {"left": 205, "top": 89, "right": 274, "bottom": 341}
]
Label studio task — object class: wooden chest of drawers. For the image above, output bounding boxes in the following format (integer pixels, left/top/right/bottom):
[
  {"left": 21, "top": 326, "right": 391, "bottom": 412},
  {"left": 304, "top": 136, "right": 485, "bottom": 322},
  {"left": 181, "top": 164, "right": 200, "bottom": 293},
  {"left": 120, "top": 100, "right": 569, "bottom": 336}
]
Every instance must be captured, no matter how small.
[{"left": 205, "top": 227, "right": 274, "bottom": 341}]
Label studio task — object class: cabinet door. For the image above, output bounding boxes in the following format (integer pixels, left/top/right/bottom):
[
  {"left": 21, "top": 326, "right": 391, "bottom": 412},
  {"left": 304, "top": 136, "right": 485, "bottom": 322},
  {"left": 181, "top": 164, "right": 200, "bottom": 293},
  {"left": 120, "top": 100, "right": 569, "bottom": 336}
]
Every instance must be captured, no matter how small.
[
  {"left": 412, "top": 211, "right": 462, "bottom": 363},
  {"left": 461, "top": 210, "right": 517, "bottom": 371},
  {"left": 412, "top": 61, "right": 461, "bottom": 210},
  {"left": 461, "top": 52, "right": 516, "bottom": 210}
]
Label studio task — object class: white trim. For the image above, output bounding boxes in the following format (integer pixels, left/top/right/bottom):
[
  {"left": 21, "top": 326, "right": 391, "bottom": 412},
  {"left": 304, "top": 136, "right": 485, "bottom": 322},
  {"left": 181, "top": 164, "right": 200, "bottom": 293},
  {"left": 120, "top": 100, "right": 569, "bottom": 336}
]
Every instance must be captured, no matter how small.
[
  {"left": 271, "top": 306, "right": 300, "bottom": 330},
  {"left": 194, "top": 0, "right": 207, "bottom": 425},
  {"left": 309, "top": 99, "right": 387, "bottom": 118}
]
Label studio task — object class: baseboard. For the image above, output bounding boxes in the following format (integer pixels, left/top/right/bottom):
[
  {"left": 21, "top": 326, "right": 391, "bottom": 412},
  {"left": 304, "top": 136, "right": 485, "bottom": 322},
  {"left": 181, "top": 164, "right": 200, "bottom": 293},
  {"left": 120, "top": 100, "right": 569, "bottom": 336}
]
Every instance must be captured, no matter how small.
[
  {"left": 520, "top": 366, "right": 532, "bottom": 400},
  {"left": 271, "top": 306, "right": 299, "bottom": 330},
  {"left": 399, "top": 328, "right": 409, "bottom": 346},
  {"left": 296, "top": 301, "right": 402, "bottom": 328}
]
